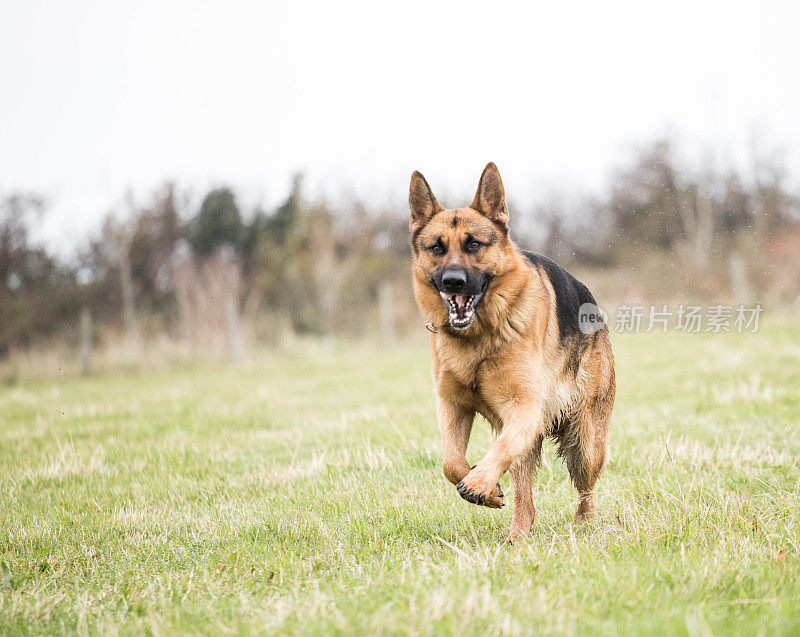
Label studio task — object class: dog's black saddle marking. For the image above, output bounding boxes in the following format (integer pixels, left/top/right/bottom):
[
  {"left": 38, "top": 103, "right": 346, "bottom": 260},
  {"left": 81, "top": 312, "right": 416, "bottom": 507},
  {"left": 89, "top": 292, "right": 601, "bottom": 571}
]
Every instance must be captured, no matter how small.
[{"left": 521, "top": 250, "right": 597, "bottom": 344}]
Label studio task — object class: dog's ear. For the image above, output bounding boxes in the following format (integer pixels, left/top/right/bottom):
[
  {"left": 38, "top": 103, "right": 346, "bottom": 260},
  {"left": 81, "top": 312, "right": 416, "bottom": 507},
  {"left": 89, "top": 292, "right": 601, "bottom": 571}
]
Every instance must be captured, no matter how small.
[
  {"left": 471, "top": 162, "right": 508, "bottom": 225},
  {"left": 409, "top": 171, "right": 442, "bottom": 232}
]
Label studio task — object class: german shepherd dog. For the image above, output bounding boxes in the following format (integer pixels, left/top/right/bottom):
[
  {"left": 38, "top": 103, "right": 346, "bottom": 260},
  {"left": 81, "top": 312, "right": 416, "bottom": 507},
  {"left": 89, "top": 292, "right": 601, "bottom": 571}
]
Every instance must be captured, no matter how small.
[{"left": 410, "top": 163, "right": 615, "bottom": 542}]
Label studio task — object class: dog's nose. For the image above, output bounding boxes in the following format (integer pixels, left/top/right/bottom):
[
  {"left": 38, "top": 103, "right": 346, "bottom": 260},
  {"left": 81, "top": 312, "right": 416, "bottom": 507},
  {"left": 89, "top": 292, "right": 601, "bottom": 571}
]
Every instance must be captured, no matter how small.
[{"left": 441, "top": 269, "right": 468, "bottom": 292}]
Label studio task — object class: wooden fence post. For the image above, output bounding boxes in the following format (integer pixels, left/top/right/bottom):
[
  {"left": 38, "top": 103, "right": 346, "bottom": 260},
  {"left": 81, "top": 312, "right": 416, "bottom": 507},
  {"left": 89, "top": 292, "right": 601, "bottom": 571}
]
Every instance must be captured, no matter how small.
[
  {"left": 729, "top": 250, "right": 752, "bottom": 304},
  {"left": 80, "top": 308, "right": 92, "bottom": 375},
  {"left": 379, "top": 281, "right": 396, "bottom": 345},
  {"left": 226, "top": 297, "right": 243, "bottom": 363}
]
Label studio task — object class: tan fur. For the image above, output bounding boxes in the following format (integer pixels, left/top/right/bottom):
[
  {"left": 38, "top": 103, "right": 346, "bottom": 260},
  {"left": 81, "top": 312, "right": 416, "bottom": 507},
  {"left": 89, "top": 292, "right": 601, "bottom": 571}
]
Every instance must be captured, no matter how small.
[{"left": 410, "top": 163, "right": 616, "bottom": 542}]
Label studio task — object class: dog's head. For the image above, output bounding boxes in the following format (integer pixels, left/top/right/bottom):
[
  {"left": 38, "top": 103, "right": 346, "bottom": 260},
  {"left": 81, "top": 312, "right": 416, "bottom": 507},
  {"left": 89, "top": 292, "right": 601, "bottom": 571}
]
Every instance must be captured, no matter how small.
[{"left": 410, "top": 163, "right": 518, "bottom": 333}]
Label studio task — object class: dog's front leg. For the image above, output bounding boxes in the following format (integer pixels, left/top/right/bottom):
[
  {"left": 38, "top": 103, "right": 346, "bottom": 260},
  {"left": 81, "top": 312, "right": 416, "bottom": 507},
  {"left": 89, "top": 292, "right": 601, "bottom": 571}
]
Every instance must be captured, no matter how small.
[
  {"left": 456, "top": 400, "right": 542, "bottom": 509},
  {"left": 437, "top": 398, "right": 474, "bottom": 486}
]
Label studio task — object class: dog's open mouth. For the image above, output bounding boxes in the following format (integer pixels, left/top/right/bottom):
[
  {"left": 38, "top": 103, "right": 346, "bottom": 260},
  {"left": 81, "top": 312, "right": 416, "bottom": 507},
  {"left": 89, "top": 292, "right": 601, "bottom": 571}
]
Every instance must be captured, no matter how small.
[{"left": 440, "top": 290, "right": 485, "bottom": 330}]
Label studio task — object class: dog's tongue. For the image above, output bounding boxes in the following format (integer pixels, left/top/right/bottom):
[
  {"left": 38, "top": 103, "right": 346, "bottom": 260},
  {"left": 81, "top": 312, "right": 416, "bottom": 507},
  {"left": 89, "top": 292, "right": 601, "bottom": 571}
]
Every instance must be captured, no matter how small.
[
  {"left": 441, "top": 292, "right": 467, "bottom": 311},
  {"left": 440, "top": 293, "right": 469, "bottom": 318}
]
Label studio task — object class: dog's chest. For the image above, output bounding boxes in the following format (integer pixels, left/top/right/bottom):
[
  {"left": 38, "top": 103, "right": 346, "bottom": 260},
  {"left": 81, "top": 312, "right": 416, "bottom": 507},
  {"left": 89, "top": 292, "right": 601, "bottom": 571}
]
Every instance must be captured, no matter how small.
[
  {"left": 436, "top": 342, "right": 482, "bottom": 384},
  {"left": 436, "top": 347, "right": 504, "bottom": 425},
  {"left": 435, "top": 341, "right": 580, "bottom": 431}
]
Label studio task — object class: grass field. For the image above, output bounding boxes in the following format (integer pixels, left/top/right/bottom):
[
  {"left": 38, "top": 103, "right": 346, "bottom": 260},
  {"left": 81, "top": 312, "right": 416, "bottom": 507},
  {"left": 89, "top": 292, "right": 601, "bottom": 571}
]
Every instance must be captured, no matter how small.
[{"left": 1, "top": 318, "right": 799, "bottom": 635}]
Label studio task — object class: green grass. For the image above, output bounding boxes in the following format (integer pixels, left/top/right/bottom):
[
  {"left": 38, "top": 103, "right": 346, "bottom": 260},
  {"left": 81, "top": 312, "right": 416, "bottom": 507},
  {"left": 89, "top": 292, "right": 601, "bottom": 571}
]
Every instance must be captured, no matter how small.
[{"left": 1, "top": 318, "right": 800, "bottom": 635}]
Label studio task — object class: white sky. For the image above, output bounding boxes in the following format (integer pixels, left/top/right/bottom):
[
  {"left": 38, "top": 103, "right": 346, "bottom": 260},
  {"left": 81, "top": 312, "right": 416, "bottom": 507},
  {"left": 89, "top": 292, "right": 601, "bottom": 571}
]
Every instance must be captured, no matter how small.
[{"left": 2, "top": 0, "right": 799, "bottom": 255}]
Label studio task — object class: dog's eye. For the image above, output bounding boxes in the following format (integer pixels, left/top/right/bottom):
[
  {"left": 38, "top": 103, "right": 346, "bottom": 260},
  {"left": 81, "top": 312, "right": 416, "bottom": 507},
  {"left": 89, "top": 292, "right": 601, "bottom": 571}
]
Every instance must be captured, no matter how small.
[
  {"left": 468, "top": 241, "right": 481, "bottom": 253},
  {"left": 429, "top": 242, "right": 444, "bottom": 254}
]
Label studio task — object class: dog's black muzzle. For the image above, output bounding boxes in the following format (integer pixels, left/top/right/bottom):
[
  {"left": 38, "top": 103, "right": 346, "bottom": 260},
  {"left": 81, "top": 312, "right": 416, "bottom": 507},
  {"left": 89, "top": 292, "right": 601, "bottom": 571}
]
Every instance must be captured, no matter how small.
[{"left": 431, "top": 267, "right": 492, "bottom": 330}]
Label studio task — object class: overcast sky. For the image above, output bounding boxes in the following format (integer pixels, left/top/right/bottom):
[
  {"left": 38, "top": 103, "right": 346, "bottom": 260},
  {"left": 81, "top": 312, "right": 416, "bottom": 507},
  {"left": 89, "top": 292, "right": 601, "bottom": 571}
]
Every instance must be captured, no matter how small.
[{"left": 2, "top": 0, "right": 799, "bottom": 254}]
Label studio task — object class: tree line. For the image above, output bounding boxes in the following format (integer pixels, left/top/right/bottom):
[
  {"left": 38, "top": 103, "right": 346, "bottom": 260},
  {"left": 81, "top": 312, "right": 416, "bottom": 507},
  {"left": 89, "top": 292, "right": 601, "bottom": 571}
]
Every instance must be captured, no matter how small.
[{"left": 1, "top": 137, "right": 798, "bottom": 358}]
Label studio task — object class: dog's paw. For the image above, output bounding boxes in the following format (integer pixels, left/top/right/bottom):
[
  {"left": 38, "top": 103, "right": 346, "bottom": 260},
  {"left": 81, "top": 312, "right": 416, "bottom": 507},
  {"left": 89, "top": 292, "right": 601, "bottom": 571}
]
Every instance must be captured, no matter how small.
[
  {"left": 504, "top": 525, "right": 532, "bottom": 545},
  {"left": 455, "top": 469, "right": 504, "bottom": 508}
]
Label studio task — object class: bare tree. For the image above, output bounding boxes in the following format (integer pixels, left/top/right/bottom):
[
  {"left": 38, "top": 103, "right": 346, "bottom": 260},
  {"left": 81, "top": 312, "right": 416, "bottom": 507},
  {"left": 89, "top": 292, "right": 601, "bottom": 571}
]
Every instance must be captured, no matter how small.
[
  {"left": 674, "top": 184, "right": 715, "bottom": 269},
  {"left": 106, "top": 216, "right": 141, "bottom": 354},
  {"left": 173, "top": 245, "right": 246, "bottom": 360}
]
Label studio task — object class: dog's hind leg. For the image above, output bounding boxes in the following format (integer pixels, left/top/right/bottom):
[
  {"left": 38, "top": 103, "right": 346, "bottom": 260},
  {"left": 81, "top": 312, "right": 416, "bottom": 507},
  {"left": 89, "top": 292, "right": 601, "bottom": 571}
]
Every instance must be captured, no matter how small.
[
  {"left": 506, "top": 436, "right": 543, "bottom": 543},
  {"left": 561, "top": 399, "right": 612, "bottom": 522}
]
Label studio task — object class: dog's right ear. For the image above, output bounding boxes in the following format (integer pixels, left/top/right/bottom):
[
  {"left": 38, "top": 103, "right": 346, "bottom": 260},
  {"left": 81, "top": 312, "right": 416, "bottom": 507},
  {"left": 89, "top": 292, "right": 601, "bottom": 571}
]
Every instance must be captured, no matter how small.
[{"left": 409, "top": 171, "right": 442, "bottom": 232}]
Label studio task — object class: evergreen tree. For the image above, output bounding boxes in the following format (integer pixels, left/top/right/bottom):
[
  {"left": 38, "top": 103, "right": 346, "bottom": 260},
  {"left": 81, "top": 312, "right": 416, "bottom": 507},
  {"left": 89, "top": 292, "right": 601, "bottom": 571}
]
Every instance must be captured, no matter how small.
[
  {"left": 267, "top": 174, "right": 304, "bottom": 243},
  {"left": 191, "top": 187, "right": 243, "bottom": 256}
]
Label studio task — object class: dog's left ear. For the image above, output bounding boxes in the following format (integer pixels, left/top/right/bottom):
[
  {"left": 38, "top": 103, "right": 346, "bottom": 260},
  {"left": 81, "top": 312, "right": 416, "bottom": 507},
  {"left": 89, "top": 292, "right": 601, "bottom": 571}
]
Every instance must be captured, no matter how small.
[{"left": 471, "top": 162, "right": 508, "bottom": 225}]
